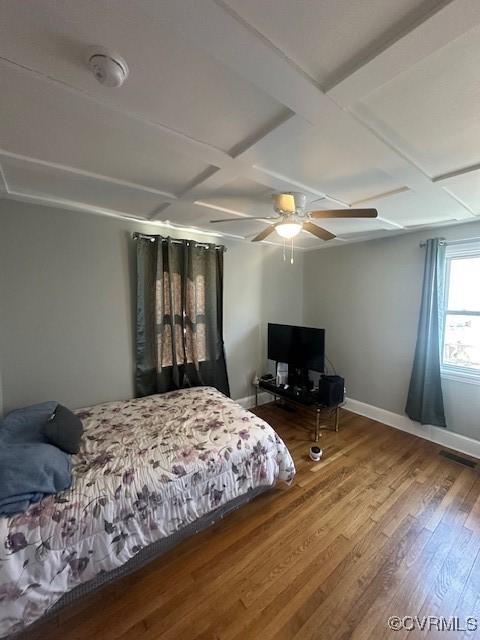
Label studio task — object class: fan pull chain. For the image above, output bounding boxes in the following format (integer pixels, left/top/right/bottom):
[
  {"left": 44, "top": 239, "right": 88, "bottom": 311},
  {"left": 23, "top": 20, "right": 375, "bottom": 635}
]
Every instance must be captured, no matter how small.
[
  {"left": 291, "top": 237, "right": 294, "bottom": 264},
  {"left": 283, "top": 238, "right": 286, "bottom": 261}
]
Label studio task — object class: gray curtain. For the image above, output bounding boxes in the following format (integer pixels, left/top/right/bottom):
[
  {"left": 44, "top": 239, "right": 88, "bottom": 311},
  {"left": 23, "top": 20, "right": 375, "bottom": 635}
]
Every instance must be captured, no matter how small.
[
  {"left": 405, "top": 238, "right": 446, "bottom": 427},
  {"left": 135, "top": 235, "right": 230, "bottom": 397}
]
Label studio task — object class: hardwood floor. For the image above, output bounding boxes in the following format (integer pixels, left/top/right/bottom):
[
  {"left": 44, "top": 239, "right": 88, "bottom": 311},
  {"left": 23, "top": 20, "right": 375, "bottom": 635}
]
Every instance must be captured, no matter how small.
[{"left": 19, "top": 403, "right": 480, "bottom": 640}]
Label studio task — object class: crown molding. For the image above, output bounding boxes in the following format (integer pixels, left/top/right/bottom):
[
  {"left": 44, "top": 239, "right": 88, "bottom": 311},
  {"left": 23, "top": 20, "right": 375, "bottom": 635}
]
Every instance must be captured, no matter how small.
[{"left": 0, "top": 187, "right": 307, "bottom": 248}]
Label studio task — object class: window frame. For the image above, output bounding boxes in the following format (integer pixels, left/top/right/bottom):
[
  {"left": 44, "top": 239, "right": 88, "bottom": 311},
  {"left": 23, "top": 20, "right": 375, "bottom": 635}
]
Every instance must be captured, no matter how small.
[{"left": 441, "top": 240, "right": 480, "bottom": 385}]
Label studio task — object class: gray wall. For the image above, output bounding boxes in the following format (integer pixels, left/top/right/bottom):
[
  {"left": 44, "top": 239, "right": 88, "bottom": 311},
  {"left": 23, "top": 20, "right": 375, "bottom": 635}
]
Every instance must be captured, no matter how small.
[
  {"left": 4, "top": 198, "right": 476, "bottom": 440},
  {"left": 0, "top": 199, "right": 303, "bottom": 414},
  {"left": 224, "top": 238, "right": 303, "bottom": 399},
  {"left": 303, "top": 220, "right": 480, "bottom": 440}
]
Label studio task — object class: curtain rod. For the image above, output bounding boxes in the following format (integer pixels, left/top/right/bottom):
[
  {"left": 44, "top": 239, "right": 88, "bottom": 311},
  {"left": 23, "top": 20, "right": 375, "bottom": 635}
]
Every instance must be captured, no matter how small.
[
  {"left": 132, "top": 232, "right": 226, "bottom": 251},
  {"left": 419, "top": 238, "right": 446, "bottom": 247},
  {"left": 420, "top": 236, "right": 480, "bottom": 247}
]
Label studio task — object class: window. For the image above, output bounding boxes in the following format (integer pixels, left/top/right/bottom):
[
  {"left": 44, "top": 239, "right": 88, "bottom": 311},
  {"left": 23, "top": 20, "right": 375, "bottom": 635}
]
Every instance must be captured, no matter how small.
[
  {"left": 159, "top": 270, "right": 207, "bottom": 367},
  {"left": 442, "top": 240, "right": 480, "bottom": 383}
]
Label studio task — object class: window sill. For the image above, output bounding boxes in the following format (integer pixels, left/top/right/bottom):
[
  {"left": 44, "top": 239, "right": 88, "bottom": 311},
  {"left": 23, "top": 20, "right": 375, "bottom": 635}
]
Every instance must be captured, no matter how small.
[{"left": 441, "top": 367, "right": 480, "bottom": 386}]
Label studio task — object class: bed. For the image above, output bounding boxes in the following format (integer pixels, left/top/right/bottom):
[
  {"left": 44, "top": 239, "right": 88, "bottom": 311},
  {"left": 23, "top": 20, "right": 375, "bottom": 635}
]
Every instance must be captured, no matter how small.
[{"left": 0, "top": 387, "right": 295, "bottom": 637}]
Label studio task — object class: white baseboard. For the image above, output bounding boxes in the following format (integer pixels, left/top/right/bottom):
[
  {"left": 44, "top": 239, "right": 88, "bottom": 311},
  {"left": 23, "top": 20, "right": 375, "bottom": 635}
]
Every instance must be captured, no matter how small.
[
  {"left": 235, "top": 392, "right": 480, "bottom": 460},
  {"left": 344, "top": 397, "right": 480, "bottom": 460},
  {"left": 235, "top": 391, "right": 270, "bottom": 410}
]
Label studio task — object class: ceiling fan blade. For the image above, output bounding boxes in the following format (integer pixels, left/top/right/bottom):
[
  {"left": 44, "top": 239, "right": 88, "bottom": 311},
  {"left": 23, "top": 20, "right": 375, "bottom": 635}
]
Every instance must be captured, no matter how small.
[
  {"left": 210, "top": 216, "right": 277, "bottom": 223},
  {"left": 303, "top": 221, "right": 336, "bottom": 241},
  {"left": 309, "top": 208, "right": 378, "bottom": 219},
  {"left": 251, "top": 224, "right": 277, "bottom": 242}
]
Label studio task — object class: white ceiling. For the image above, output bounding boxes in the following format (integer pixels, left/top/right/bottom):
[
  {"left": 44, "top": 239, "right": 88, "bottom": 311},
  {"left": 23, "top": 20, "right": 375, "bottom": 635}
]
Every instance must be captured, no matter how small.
[
  {"left": 221, "top": 0, "right": 450, "bottom": 87},
  {"left": 0, "top": 0, "right": 479, "bottom": 249},
  {"left": 360, "top": 23, "right": 480, "bottom": 176}
]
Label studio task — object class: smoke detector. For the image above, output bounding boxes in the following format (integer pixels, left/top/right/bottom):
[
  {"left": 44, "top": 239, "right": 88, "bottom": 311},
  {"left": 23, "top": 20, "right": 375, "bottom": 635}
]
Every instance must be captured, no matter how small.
[{"left": 88, "top": 47, "right": 129, "bottom": 88}]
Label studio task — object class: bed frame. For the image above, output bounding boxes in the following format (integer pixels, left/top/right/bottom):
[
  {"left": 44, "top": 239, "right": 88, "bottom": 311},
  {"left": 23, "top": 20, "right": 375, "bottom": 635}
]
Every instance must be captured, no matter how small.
[{"left": 14, "top": 484, "right": 273, "bottom": 637}]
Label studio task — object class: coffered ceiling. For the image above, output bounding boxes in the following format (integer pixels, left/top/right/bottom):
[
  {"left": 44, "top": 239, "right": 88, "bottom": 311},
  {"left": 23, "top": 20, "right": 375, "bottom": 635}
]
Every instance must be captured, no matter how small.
[{"left": 1, "top": 0, "right": 479, "bottom": 248}]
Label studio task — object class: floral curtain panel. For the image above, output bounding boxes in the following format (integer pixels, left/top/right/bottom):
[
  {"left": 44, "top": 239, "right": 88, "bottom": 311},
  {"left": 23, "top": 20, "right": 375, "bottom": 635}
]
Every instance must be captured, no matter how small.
[
  {"left": 135, "top": 235, "right": 230, "bottom": 397},
  {"left": 160, "top": 270, "right": 207, "bottom": 367}
]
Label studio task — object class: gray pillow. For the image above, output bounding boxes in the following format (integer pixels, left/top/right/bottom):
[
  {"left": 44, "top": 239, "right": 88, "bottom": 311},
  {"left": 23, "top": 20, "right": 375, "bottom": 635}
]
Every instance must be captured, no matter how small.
[
  {"left": 1, "top": 401, "right": 58, "bottom": 443},
  {"left": 44, "top": 405, "right": 83, "bottom": 454}
]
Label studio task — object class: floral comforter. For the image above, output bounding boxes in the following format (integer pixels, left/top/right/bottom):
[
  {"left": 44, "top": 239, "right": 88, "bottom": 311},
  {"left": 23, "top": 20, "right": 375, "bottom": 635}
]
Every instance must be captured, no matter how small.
[{"left": 0, "top": 387, "right": 295, "bottom": 636}]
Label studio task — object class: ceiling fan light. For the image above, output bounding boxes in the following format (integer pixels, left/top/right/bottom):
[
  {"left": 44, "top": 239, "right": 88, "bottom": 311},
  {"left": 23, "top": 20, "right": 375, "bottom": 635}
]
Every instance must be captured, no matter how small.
[{"left": 276, "top": 222, "right": 302, "bottom": 239}]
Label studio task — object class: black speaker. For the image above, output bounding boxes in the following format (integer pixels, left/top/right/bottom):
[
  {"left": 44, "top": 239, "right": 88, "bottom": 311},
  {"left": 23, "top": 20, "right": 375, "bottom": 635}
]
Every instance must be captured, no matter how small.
[{"left": 317, "top": 375, "right": 345, "bottom": 407}]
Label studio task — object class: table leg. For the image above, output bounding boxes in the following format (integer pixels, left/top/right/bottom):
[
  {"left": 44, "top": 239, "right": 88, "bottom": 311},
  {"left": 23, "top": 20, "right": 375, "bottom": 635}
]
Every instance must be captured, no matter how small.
[
  {"left": 335, "top": 406, "right": 339, "bottom": 432},
  {"left": 255, "top": 385, "right": 258, "bottom": 407},
  {"left": 315, "top": 409, "right": 320, "bottom": 442}
]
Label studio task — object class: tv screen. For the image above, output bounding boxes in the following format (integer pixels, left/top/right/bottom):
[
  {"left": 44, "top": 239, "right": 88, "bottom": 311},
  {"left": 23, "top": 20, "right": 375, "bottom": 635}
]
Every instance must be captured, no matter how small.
[{"left": 268, "top": 323, "right": 325, "bottom": 372}]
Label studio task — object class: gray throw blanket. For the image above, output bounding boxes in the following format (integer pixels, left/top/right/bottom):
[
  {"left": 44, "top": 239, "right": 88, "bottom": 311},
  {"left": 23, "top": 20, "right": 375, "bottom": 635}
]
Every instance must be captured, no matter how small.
[{"left": 0, "top": 443, "right": 72, "bottom": 515}]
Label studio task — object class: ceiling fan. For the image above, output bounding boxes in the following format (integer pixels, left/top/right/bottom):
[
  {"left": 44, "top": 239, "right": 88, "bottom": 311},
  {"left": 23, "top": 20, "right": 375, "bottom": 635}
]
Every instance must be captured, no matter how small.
[{"left": 210, "top": 192, "right": 378, "bottom": 243}]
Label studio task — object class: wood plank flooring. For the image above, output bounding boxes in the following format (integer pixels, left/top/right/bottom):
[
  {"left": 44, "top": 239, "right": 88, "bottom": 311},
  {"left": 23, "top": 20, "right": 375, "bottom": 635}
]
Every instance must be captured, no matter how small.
[{"left": 18, "top": 404, "right": 480, "bottom": 640}]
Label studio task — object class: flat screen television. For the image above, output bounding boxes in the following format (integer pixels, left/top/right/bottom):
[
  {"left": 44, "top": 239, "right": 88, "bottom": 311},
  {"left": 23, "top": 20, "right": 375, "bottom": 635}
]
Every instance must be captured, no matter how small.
[{"left": 268, "top": 323, "right": 325, "bottom": 372}]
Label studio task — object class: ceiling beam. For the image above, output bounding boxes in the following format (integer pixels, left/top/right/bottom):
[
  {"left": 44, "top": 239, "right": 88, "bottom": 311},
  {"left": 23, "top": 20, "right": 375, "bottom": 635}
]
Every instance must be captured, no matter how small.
[
  {"left": 144, "top": 0, "right": 327, "bottom": 125},
  {"left": 327, "top": 0, "right": 480, "bottom": 108},
  {"left": 1, "top": 188, "right": 250, "bottom": 241},
  {"left": 2, "top": 0, "right": 477, "bottom": 239},
  {"left": 0, "top": 56, "right": 235, "bottom": 172},
  {"left": 147, "top": 0, "right": 475, "bottom": 221},
  {"left": 151, "top": 114, "right": 351, "bottom": 220},
  {"left": 4, "top": 188, "right": 162, "bottom": 223},
  {"left": 349, "top": 104, "right": 477, "bottom": 220},
  {"left": 247, "top": 165, "right": 350, "bottom": 207},
  {"left": 0, "top": 149, "right": 178, "bottom": 200},
  {"left": 433, "top": 162, "right": 480, "bottom": 184},
  {"left": 351, "top": 187, "right": 410, "bottom": 206},
  {"left": 0, "top": 162, "right": 8, "bottom": 193}
]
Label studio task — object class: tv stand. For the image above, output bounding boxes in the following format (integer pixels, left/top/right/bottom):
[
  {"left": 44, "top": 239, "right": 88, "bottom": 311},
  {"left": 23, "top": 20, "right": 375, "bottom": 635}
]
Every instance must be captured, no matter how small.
[
  {"left": 255, "top": 380, "right": 340, "bottom": 442},
  {"left": 287, "top": 365, "right": 310, "bottom": 389}
]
